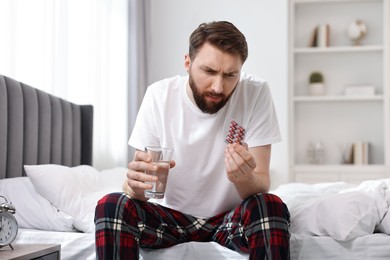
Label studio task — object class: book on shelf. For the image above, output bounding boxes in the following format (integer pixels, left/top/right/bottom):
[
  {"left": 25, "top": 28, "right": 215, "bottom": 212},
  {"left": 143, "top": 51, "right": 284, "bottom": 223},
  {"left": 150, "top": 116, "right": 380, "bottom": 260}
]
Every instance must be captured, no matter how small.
[
  {"left": 352, "top": 141, "right": 369, "bottom": 165},
  {"left": 308, "top": 24, "right": 330, "bottom": 48},
  {"left": 308, "top": 26, "right": 318, "bottom": 47}
]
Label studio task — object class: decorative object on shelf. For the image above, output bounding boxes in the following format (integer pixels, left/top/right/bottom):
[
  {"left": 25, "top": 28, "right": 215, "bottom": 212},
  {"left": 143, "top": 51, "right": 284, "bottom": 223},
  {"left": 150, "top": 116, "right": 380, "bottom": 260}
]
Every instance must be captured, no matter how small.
[
  {"left": 344, "top": 84, "right": 375, "bottom": 96},
  {"left": 307, "top": 141, "right": 326, "bottom": 164},
  {"left": 309, "top": 71, "right": 325, "bottom": 96},
  {"left": 0, "top": 195, "right": 18, "bottom": 250},
  {"left": 347, "top": 19, "right": 367, "bottom": 46},
  {"left": 307, "top": 142, "right": 315, "bottom": 164},
  {"left": 309, "top": 24, "right": 330, "bottom": 48}
]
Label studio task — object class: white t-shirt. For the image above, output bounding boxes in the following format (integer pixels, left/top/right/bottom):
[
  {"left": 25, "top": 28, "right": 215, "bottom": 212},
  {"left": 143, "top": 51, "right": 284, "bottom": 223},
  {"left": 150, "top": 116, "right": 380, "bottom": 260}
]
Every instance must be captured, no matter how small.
[{"left": 129, "top": 72, "right": 281, "bottom": 218}]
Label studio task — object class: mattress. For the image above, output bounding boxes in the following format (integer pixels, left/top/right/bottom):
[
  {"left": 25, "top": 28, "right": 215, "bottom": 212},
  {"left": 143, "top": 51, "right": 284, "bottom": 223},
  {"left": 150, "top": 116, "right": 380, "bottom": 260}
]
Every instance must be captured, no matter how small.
[
  {"left": 14, "top": 228, "right": 96, "bottom": 260},
  {"left": 14, "top": 228, "right": 249, "bottom": 260},
  {"left": 290, "top": 233, "right": 390, "bottom": 259},
  {"left": 14, "top": 228, "right": 390, "bottom": 260}
]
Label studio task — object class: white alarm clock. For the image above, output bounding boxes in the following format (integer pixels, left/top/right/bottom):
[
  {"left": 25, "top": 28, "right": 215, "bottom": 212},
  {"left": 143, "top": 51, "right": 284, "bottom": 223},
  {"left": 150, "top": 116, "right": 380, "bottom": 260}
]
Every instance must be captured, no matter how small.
[{"left": 0, "top": 195, "right": 18, "bottom": 250}]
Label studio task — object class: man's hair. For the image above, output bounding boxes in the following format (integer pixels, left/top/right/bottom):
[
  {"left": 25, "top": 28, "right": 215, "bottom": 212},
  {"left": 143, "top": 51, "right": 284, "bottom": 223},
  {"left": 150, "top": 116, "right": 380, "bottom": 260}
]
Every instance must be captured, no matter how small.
[{"left": 189, "top": 21, "right": 248, "bottom": 63}]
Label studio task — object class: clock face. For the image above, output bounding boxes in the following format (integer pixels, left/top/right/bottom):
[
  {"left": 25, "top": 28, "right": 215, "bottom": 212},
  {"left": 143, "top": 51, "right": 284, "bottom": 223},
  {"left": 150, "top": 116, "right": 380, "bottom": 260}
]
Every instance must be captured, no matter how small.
[{"left": 0, "top": 212, "right": 18, "bottom": 246}]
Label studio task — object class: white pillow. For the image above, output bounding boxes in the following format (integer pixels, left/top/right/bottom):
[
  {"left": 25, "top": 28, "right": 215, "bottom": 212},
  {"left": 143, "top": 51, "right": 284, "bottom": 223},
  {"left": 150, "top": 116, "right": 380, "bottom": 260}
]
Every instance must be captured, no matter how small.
[
  {"left": 339, "top": 178, "right": 390, "bottom": 234},
  {"left": 377, "top": 210, "right": 390, "bottom": 234},
  {"left": 290, "top": 191, "right": 380, "bottom": 241},
  {"left": 361, "top": 179, "right": 390, "bottom": 234},
  {"left": 0, "top": 177, "right": 74, "bottom": 231},
  {"left": 272, "top": 182, "right": 349, "bottom": 210},
  {"left": 24, "top": 164, "right": 127, "bottom": 233}
]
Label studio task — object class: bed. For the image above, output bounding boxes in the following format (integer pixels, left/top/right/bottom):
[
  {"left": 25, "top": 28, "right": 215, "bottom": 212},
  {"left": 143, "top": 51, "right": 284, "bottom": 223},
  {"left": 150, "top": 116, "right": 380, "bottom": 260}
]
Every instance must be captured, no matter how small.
[{"left": 1, "top": 74, "right": 390, "bottom": 259}]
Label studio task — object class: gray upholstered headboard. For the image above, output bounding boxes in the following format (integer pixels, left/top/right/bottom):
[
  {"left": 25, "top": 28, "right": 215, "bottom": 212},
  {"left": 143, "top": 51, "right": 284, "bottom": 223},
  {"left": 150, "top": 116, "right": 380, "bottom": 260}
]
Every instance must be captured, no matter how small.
[{"left": 0, "top": 74, "right": 93, "bottom": 179}]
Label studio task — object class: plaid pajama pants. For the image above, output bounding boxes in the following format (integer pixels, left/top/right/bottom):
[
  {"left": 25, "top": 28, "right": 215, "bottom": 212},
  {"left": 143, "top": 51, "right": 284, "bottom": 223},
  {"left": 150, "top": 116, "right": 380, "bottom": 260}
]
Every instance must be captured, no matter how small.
[{"left": 95, "top": 192, "right": 290, "bottom": 260}]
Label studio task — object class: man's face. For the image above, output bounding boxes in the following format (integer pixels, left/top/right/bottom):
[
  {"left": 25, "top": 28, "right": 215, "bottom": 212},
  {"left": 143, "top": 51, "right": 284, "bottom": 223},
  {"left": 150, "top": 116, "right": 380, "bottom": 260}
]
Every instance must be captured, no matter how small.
[{"left": 185, "top": 43, "right": 242, "bottom": 114}]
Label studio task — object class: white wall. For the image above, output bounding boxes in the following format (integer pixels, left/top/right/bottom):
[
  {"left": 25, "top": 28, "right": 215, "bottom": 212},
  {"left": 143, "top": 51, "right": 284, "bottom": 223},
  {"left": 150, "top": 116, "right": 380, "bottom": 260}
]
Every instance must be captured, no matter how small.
[{"left": 147, "top": 0, "right": 289, "bottom": 188}]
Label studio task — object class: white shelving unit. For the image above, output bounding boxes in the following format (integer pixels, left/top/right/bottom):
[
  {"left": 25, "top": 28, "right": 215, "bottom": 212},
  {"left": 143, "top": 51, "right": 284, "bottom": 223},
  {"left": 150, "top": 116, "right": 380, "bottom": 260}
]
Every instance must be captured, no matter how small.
[{"left": 288, "top": 0, "right": 390, "bottom": 184}]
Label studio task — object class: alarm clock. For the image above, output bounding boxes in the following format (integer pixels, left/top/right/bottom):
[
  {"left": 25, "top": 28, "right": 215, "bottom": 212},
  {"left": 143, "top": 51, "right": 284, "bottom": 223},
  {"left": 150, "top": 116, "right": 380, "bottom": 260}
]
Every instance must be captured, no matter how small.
[{"left": 0, "top": 195, "right": 18, "bottom": 250}]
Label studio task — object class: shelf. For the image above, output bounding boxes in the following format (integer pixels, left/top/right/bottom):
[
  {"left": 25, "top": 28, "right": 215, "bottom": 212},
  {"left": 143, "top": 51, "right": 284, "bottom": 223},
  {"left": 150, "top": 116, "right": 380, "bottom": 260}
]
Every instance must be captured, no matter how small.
[
  {"left": 289, "top": 0, "right": 388, "bottom": 183},
  {"left": 293, "top": 164, "right": 387, "bottom": 184},
  {"left": 294, "top": 45, "right": 383, "bottom": 54},
  {"left": 293, "top": 95, "right": 384, "bottom": 102}
]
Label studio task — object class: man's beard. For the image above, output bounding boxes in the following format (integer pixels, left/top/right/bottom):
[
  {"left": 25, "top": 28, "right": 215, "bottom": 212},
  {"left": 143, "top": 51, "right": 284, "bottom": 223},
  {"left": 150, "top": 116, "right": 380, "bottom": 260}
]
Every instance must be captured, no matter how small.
[{"left": 188, "top": 75, "right": 235, "bottom": 114}]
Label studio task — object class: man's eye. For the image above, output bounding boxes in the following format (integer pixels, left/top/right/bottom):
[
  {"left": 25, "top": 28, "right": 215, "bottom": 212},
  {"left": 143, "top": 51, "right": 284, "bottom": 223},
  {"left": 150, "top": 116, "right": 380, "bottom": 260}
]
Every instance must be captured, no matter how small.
[{"left": 225, "top": 74, "right": 237, "bottom": 78}]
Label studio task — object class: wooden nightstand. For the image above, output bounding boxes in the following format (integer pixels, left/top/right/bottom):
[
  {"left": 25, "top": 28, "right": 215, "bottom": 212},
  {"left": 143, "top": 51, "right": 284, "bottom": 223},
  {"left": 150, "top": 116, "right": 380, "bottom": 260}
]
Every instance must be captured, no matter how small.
[{"left": 0, "top": 244, "right": 61, "bottom": 260}]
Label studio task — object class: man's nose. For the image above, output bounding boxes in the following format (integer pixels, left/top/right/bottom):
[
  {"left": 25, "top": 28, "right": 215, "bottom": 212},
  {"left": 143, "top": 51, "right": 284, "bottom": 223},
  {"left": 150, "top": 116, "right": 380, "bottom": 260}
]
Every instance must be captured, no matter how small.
[{"left": 211, "top": 76, "right": 223, "bottom": 93}]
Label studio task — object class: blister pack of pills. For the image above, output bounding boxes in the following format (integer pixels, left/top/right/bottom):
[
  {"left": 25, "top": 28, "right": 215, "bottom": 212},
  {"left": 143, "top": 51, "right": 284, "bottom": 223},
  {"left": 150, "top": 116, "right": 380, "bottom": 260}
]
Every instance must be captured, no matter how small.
[{"left": 225, "top": 120, "right": 245, "bottom": 145}]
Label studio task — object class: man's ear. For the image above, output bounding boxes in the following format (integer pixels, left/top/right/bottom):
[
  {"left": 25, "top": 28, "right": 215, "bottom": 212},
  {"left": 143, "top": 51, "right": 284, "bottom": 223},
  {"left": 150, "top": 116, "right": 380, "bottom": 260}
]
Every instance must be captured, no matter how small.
[{"left": 184, "top": 54, "right": 191, "bottom": 72}]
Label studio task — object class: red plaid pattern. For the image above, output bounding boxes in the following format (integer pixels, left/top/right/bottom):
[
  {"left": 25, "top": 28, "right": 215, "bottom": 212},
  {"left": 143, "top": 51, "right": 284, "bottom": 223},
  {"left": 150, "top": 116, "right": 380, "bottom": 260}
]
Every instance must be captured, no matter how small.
[{"left": 95, "top": 193, "right": 290, "bottom": 259}]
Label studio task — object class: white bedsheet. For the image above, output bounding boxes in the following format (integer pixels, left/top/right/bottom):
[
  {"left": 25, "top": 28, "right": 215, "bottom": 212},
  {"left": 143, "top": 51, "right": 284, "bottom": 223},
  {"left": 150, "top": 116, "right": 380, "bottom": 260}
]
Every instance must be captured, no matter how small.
[
  {"left": 14, "top": 228, "right": 249, "bottom": 260},
  {"left": 14, "top": 228, "right": 96, "bottom": 260},
  {"left": 14, "top": 228, "right": 390, "bottom": 260},
  {"left": 291, "top": 233, "right": 390, "bottom": 260},
  {"left": 141, "top": 242, "right": 248, "bottom": 260}
]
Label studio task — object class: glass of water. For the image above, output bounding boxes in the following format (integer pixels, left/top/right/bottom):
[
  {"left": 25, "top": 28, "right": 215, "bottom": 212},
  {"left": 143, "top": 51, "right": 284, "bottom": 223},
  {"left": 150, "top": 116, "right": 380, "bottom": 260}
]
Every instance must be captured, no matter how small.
[{"left": 144, "top": 146, "right": 174, "bottom": 199}]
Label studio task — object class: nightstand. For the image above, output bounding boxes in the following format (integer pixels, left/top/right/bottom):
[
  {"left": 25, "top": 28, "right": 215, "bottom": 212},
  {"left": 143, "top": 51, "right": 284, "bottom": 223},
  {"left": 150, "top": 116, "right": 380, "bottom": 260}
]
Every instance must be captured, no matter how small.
[{"left": 0, "top": 244, "right": 61, "bottom": 260}]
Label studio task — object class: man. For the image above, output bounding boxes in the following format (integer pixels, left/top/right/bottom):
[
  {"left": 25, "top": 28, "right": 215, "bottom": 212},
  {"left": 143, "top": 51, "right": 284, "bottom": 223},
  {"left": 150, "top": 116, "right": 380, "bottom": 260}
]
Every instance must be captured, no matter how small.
[{"left": 95, "top": 21, "right": 290, "bottom": 259}]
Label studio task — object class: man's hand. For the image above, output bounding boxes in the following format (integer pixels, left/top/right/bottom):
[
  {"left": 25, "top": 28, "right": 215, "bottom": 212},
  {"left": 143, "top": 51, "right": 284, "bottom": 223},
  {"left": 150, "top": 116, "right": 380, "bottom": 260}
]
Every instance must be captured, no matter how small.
[
  {"left": 224, "top": 143, "right": 271, "bottom": 199},
  {"left": 124, "top": 149, "right": 175, "bottom": 201},
  {"left": 225, "top": 142, "right": 255, "bottom": 182}
]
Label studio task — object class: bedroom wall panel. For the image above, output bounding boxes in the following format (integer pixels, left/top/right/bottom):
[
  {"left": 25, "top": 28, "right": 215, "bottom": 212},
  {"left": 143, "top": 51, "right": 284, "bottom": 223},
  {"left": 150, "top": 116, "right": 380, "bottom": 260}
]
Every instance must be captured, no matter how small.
[
  {"left": 37, "top": 90, "right": 52, "bottom": 165},
  {"left": 22, "top": 84, "right": 39, "bottom": 165},
  {"left": 50, "top": 96, "right": 63, "bottom": 165},
  {"left": 0, "top": 77, "right": 7, "bottom": 179},
  {"left": 61, "top": 100, "right": 73, "bottom": 166},
  {"left": 0, "top": 74, "right": 93, "bottom": 178},
  {"left": 71, "top": 105, "right": 81, "bottom": 166},
  {"left": 5, "top": 77, "right": 24, "bottom": 178},
  {"left": 80, "top": 105, "right": 93, "bottom": 165}
]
